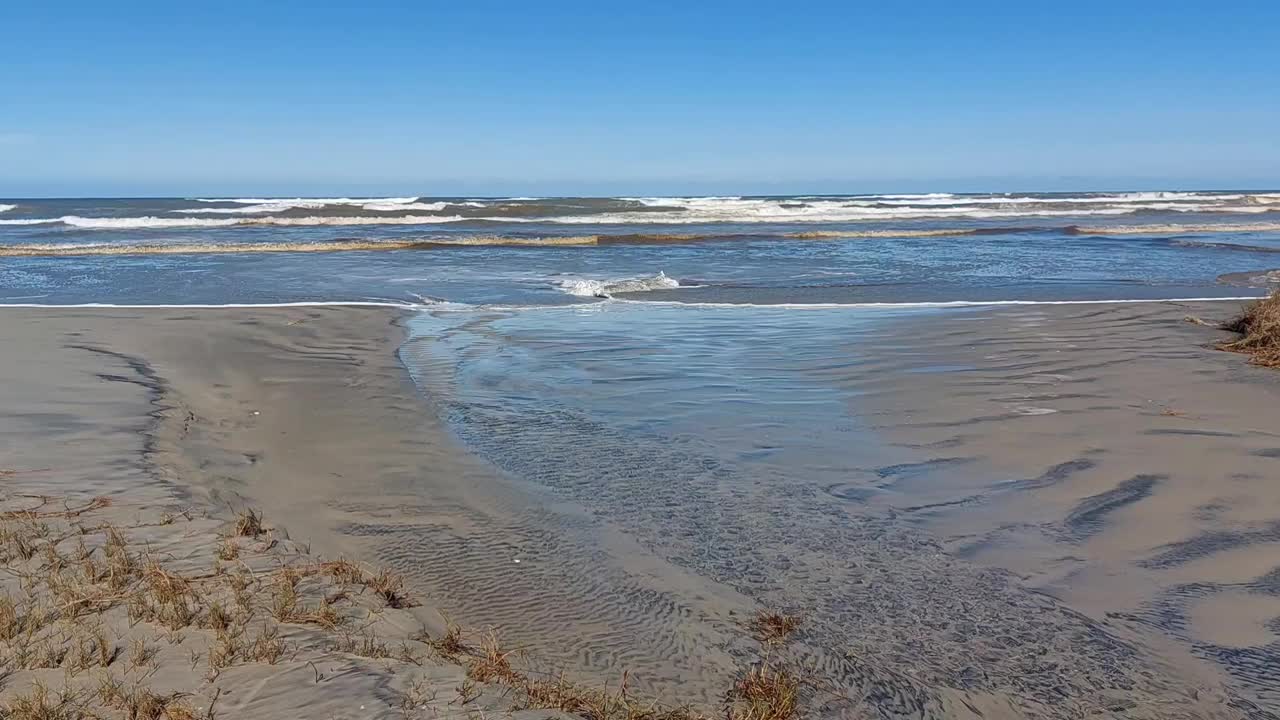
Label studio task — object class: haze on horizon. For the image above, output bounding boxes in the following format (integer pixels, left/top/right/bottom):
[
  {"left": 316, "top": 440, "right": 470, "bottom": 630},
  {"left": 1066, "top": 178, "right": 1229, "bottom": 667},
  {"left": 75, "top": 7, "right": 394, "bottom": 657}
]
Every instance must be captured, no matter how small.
[{"left": 4, "top": 1, "right": 1278, "bottom": 197}]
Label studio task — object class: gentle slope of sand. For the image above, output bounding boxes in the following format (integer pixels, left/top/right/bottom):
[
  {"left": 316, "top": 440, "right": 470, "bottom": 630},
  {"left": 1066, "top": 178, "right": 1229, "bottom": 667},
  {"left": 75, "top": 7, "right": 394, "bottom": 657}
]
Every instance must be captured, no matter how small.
[{"left": 845, "top": 301, "right": 1280, "bottom": 710}]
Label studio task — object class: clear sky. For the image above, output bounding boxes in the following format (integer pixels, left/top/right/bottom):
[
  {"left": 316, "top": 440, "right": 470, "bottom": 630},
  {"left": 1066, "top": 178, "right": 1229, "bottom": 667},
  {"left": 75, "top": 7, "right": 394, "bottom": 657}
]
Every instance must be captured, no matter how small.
[{"left": 4, "top": 1, "right": 1279, "bottom": 196}]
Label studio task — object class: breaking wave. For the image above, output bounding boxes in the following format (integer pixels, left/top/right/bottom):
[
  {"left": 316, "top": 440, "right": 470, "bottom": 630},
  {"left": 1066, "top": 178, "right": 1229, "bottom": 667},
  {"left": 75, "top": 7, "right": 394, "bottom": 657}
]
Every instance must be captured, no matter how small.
[
  {"left": 1217, "top": 269, "right": 1280, "bottom": 287},
  {"left": 1069, "top": 222, "right": 1280, "bottom": 235},
  {"left": 0, "top": 218, "right": 56, "bottom": 226},
  {"left": 557, "top": 272, "right": 681, "bottom": 298},
  {"left": 0, "top": 204, "right": 15, "bottom": 213},
  {"left": 1169, "top": 239, "right": 1280, "bottom": 253},
  {"left": 192, "top": 196, "right": 421, "bottom": 205},
  {"left": 174, "top": 199, "right": 474, "bottom": 214},
  {"left": 512, "top": 205, "right": 1277, "bottom": 225},
  {"left": 0, "top": 236, "right": 601, "bottom": 257},
  {"left": 0, "top": 215, "right": 469, "bottom": 229}
]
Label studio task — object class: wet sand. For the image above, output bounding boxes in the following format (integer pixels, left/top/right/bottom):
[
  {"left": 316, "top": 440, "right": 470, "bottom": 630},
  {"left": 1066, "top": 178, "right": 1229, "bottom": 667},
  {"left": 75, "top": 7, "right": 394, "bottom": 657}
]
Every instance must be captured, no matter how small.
[
  {"left": 1, "top": 304, "right": 1277, "bottom": 718},
  {"left": 844, "top": 301, "right": 1280, "bottom": 713}
]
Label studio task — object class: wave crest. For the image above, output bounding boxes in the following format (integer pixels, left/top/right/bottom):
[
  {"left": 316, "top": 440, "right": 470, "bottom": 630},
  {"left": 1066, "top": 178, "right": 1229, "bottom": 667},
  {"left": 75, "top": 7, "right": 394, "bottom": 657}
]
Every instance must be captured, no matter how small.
[
  {"left": 0, "top": 215, "right": 470, "bottom": 229},
  {"left": 0, "top": 235, "right": 601, "bottom": 257},
  {"left": 557, "top": 272, "right": 681, "bottom": 298},
  {"left": 1071, "top": 222, "right": 1280, "bottom": 235}
]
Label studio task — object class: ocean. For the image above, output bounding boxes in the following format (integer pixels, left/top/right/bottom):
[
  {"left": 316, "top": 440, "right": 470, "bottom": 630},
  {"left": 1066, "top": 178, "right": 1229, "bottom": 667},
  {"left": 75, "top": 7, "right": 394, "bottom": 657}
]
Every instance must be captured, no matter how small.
[{"left": 0, "top": 191, "right": 1277, "bottom": 306}]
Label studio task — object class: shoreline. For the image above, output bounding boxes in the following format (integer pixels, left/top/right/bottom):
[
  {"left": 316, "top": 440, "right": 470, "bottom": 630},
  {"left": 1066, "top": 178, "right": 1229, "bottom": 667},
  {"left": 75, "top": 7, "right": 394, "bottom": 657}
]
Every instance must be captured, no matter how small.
[
  {"left": 1, "top": 302, "right": 1275, "bottom": 718},
  {"left": 0, "top": 294, "right": 1265, "bottom": 310}
]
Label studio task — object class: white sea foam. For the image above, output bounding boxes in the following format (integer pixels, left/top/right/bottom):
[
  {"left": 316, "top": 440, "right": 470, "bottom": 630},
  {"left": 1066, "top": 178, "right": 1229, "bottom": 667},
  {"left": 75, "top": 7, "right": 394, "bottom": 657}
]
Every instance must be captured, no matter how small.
[
  {"left": 0, "top": 218, "right": 61, "bottom": 226},
  {"left": 519, "top": 196, "right": 1278, "bottom": 224},
  {"left": 557, "top": 272, "right": 680, "bottom": 297},
  {"left": 361, "top": 201, "right": 450, "bottom": 212},
  {"left": 523, "top": 205, "right": 1143, "bottom": 224},
  {"left": 6, "top": 215, "right": 468, "bottom": 229},
  {"left": 193, "top": 196, "right": 421, "bottom": 205},
  {"left": 173, "top": 201, "right": 330, "bottom": 214},
  {"left": 0, "top": 204, "right": 16, "bottom": 213},
  {"left": 1081, "top": 221, "right": 1280, "bottom": 235},
  {"left": 174, "top": 199, "right": 455, "bottom": 214},
  {"left": 561, "top": 193, "right": 1280, "bottom": 223}
]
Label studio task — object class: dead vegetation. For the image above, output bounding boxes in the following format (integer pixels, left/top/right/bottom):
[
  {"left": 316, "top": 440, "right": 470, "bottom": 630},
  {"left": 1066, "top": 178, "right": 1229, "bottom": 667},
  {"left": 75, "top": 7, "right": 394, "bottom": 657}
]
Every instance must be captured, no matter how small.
[
  {"left": 395, "top": 609, "right": 809, "bottom": 720},
  {"left": 0, "top": 497, "right": 815, "bottom": 720},
  {"left": 231, "top": 508, "right": 263, "bottom": 538},
  {"left": 747, "top": 612, "right": 801, "bottom": 647},
  {"left": 1218, "top": 290, "right": 1280, "bottom": 367}
]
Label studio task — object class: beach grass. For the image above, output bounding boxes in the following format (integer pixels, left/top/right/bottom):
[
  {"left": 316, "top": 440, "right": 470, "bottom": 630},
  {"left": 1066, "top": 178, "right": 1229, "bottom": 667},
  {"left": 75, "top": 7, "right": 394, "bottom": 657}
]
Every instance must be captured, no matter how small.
[
  {"left": 0, "top": 497, "right": 814, "bottom": 720},
  {"left": 1219, "top": 290, "right": 1280, "bottom": 367}
]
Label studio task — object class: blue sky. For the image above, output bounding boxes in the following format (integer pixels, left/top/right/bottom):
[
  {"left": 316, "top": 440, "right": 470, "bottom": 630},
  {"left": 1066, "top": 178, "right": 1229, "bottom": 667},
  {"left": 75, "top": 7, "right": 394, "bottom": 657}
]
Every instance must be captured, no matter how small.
[{"left": 3, "top": 1, "right": 1279, "bottom": 196}]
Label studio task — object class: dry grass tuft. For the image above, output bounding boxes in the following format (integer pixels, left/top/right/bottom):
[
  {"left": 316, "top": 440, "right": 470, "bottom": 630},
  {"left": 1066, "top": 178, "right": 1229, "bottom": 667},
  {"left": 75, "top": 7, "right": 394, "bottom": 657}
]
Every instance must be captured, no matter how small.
[
  {"left": 725, "top": 664, "right": 800, "bottom": 720},
  {"left": 466, "top": 631, "right": 520, "bottom": 683},
  {"left": 128, "top": 636, "right": 158, "bottom": 669},
  {"left": 418, "top": 619, "right": 468, "bottom": 658},
  {"left": 335, "top": 630, "right": 391, "bottom": 660},
  {"left": 269, "top": 578, "right": 299, "bottom": 621},
  {"left": 232, "top": 508, "right": 264, "bottom": 537},
  {"left": 97, "top": 676, "right": 199, "bottom": 720},
  {"left": 748, "top": 611, "right": 801, "bottom": 646},
  {"left": 248, "top": 622, "right": 287, "bottom": 664},
  {"left": 291, "top": 598, "right": 344, "bottom": 630},
  {"left": 207, "top": 628, "right": 243, "bottom": 676},
  {"left": 0, "top": 594, "right": 28, "bottom": 641},
  {"left": 215, "top": 539, "right": 239, "bottom": 561},
  {"left": 367, "top": 567, "right": 414, "bottom": 608},
  {"left": 203, "top": 601, "right": 232, "bottom": 633},
  {"left": 3, "top": 680, "right": 85, "bottom": 720},
  {"left": 324, "top": 558, "right": 365, "bottom": 585},
  {"left": 1219, "top": 291, "right": 1280, "bottom": 367}
]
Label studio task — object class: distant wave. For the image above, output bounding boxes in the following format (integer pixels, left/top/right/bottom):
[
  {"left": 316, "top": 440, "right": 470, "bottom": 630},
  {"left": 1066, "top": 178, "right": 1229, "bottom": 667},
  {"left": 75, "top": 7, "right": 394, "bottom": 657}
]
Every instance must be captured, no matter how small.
[
  {"left": 1072, "top": 222, "right": 1280, "bottom": 235},
  {"left": 8, "top": 193, "right": 1280, "bottom": 229},
  {"left": 1169, "top": 239, "right": 1280, "bottom": 253},
  {"left": 0, "top": 215, "right": 469, "bottom": 229},
  {"left": 516, "top": 205, "right": 1276, "bottom": 224},
  {"left": 3, "top": 221, "right": 1279, "bottom": 255},
  {"left": 632, "top": 191, "right": 1276, "bottom": 209},
  {"left": 557, "top": 272, "right": 680, "bottom": 298},
  {"left": 785, "top": 227, "right": 1048, "bottom": 239},
  {"left": 193, "top": 196, "right": 421, "bottom": 205},
  {"left": 0, "top": 218, "right": 54, "bottom": 226},
  {"left": 0, "top": 204, "right": 15, "bottom": 213},
  {"left": 0, "top": 236, "right": 601, "bottom": 257},
  {"left": 575, "top": 193, "right": 1280, "bottom": 223},
  {"left": 175, "top": 199, "right": 471, "bottom": 214}
]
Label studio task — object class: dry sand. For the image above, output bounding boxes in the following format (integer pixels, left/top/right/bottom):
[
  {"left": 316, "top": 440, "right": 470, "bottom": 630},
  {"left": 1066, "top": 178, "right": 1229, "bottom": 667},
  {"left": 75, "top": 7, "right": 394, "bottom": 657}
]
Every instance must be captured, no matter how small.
[{"left": 1, "top": 303, "right": 1278, "bottom": 719}]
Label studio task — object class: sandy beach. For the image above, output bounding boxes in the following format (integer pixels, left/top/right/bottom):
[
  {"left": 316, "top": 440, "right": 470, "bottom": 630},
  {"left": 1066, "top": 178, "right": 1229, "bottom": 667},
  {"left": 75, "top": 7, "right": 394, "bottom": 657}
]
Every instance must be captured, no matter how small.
[
  {"left": 0, "top": 306, "right": 770, "bottom": 719},
  {"left": 1, "top": 302, "right": 1278, "bottom": 719},
  {"left": 846, "top": 301, "right": 1280, "bottom": 711}
]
